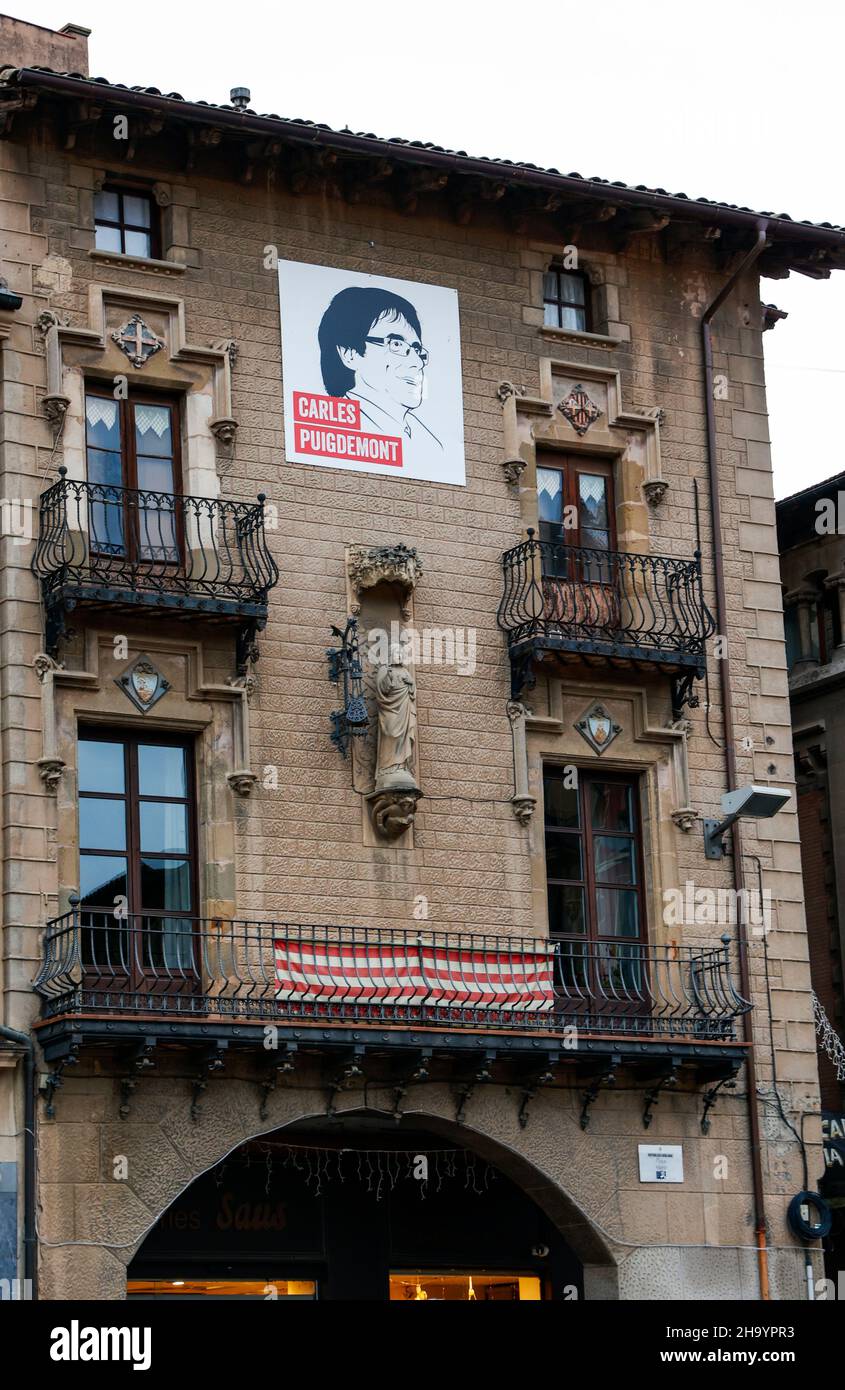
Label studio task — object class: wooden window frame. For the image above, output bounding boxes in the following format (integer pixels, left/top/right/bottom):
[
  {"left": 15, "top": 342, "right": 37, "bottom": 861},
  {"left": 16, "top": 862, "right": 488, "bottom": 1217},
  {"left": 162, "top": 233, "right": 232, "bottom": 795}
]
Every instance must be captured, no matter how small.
[
  {"left": 78, "top": 727, "right": 199, "bottom": 987},
  {"left": 94, "top": 183, "right": 161, "bottom": 259},
  {"left": 543, "top": 766, "right": 647, "bottom": 946},
  {"left": 84, "top": 385, "right": 184, "bottom": 565},
  {"left": 543, "top": 267, "right": 592, "bottom": 333},
  {"left": 536, "top": 453, "right": 617, "bottom": 552}
]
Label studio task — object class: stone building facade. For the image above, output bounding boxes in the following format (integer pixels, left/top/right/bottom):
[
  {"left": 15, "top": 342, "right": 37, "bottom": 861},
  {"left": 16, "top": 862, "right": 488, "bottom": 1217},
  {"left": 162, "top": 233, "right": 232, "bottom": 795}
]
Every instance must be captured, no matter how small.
[{"left": 0, "top": 14, "right": 843, "bottom": 1301}]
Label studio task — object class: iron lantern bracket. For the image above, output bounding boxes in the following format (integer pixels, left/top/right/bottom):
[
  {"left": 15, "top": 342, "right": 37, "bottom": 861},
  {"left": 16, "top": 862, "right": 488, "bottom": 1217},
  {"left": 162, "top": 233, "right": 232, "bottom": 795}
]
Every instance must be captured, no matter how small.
[{"left": 327, "top": 616, "right": 369, "bottom": 758}]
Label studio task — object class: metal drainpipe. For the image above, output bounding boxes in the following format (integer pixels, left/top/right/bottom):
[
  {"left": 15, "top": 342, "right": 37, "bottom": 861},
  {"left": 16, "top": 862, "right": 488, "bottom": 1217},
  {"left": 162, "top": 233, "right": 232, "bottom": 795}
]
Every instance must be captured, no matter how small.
[
  {"left": 701, "top": 221, "right": 770, "bottom": 1299},
  {"left": 0, "top": 1024, "right": 36, "bottom": 1295}
]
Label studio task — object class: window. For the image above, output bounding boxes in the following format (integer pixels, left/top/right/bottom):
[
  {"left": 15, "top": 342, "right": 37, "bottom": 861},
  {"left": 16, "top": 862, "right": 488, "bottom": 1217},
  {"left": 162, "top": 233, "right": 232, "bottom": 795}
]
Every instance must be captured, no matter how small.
[
  {"left": 94, "top": 185, "right": 158, "bottom": 258},
  {"left": 85, "top": 388, "right": 181, "bottom": 561},
  {"left": 78, "top": 730, "right": 197, "bottom": 976},
  {"left": 543, "top": 268, "right": 591, "bottom": 332},
  {"left": 537, "top": 456, "right": 615, "bottom": 551},
  {"left": 544, "top": 767, "right": 646, "bottom": 994}
]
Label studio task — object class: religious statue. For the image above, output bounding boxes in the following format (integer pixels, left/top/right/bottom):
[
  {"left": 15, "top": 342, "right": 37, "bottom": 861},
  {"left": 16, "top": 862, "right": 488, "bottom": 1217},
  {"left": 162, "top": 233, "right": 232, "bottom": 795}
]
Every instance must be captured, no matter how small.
[{"left": 374, "top": 644, "right": 419, "bottom": 792}]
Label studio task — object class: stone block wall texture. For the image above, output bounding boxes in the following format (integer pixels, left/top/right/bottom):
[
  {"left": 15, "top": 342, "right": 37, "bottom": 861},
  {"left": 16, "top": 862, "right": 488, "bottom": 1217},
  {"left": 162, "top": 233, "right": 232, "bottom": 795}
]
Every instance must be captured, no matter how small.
[{"left": 0, "top": 91, "right": 824, "bottom": 1297}]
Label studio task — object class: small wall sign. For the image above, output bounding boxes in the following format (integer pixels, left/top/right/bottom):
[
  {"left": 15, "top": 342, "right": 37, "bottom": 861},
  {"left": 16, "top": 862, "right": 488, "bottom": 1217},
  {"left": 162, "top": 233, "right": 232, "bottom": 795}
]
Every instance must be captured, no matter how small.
[{"left": 638, "top": 1144, "right": 684, "bottom": 1183}]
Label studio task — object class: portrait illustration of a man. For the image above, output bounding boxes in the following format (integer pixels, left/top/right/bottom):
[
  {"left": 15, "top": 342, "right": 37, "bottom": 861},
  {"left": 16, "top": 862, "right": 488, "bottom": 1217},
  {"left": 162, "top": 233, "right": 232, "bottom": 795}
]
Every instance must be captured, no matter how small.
[{"left": 318, "top": 287, "right": 443, "bottom": 464}]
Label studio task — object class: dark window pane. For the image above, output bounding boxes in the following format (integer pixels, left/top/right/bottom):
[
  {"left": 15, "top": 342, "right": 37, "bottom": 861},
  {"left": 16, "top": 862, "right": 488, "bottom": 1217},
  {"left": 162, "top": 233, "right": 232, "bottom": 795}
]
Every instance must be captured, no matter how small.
[
  {"left": 124, "top": 229, "right": 152, "bottom": 258},
  {"left": 581, "top": 527, "right": 611, "bottom": 552},
  {"left": 140, "top": 801, "right": 188, "bottom": 854},
  {"left": 137, "top": 458, "right": 176, "bottom": 494},
  {"left": 87, "top": 448, "right": 123, "bottom": 488},
  {"left": 597, "top": 942, "right": 644, "bottom": 998},
  {"left": 543, "top": 775, "right": 580, "bottom": 827},
  {"left": 594, "top": 835, "right": 636, "bottom": 884},
  {"left": 545, "top": 833, "right": 582, "bottom": 882},
  {"left": 553, "top": 940, "right": 588, "bottom": 995},
  {"left": 85, "top": 396, "right": 121, "bottom": 449},
  {"left": 123, "top": 194, "right": 151, "bottom": 228},
  {"left": 543, "top": 271, "right": 559, "bottom": 300},
  {"left": 591, "top": 782, "right": 633, "bottom": 832},
  {"left": 559, "top": 305, "right": 587, "bottom": 332},
  {"left": 80, "top": 799, "right": 126, "bottom": 852},
  {"left": 578, "top": 474, "right": 609, "bottom": 527},
  {"left": 142, "top": 916, "right": 195, "bottom": 972},
  {"left": 141, "top": 858, "right": 191, "bottom": 912},
  {"left": 134, "top": 404, "right": 173, "bottom": 458},
  {"left": 79, "top": 740, "right": 125, "bottom": 794},
  {"left": 94, "top": 190, "right": 120, "bottom": 221},
  {"left": 559, "top": 273, "right": 586, "bottom": 306},
  {"left": 548, "top": 884, "right": 586, "bottom": 935},
  {"left": 537, "top": 467, "right": 563, "bottom": 525},
  {"left": 94, "top": 224, "right": 122, "bottom": 253},
  {"left": 138, "top": 745, "right": 186, "bottom": 798},
  {"left": 595, "top": 887, "right": 640, "bottom": 936},
  {"left": 89, "top": 498, "right": 125, "bottom": 554},
  {"left": 80, "top": 854, "right": 128, "bottom": 908}
]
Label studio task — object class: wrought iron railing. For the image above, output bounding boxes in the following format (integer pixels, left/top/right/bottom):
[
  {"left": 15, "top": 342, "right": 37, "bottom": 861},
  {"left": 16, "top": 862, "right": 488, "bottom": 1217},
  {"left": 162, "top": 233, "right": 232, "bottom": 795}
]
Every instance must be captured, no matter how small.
[
  {"left": 32, "top": 468, "right": 278, "bottom": 615},
  {"left": 35, "top": 909, "right": 750, "bottom": 1040},
  {"left": 498, "top": 533, "right": 714, "bottom": 666}
]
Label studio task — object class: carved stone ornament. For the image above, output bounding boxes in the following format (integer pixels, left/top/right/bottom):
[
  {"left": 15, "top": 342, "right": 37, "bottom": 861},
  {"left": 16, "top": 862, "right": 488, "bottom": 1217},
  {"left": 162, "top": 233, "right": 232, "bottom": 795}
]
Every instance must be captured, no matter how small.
[
  {"left": 38, "top": 757, "right": 66, "bottom": 793},
  {"left": 42, "top": 393, "right": 71, "bottom": 427},
  {"left": 558, "top": 384, "right": 602, "bottom": 436},
  {"left": 111, "top": 314, "right": 165, "bottom": 369},
  {"left": 496, "top": 381, "right": 525, "bottom": 404},
  {"left": 502, "top": 458, "right": 527, "bottom": 487},
  {"left": 643, "top": 479, "right": 669, "bottom": 507},
  {"left": 575, "top": 701, "right": 621, "bottom": 755},
  {"left": 115, "top": 654, "right": 171, "bottom": 713},
  {"left": 511, "top": 795, "right": 536, "bottom": 826},
  {"left": 367, "top": 787, "right": 423, "bottom": 841},
  {"left": 210, "top": 416, "right": 238, "bottom": 447},
  {"left": 347, "top": 544, "right": 422, "bottom": 618},
  {"left": 671, "top": 808, "right": 697, "bottom": 833},
  {"left": 227, "top": 770, "right": 258, "bottom": 797}
]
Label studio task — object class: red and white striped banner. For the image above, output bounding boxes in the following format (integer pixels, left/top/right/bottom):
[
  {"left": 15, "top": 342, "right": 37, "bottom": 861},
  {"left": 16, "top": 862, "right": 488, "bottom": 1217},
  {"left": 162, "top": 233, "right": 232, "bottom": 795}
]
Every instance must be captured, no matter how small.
[{"left": 273, "top": 938, "right": 554, "bottom": 1012}]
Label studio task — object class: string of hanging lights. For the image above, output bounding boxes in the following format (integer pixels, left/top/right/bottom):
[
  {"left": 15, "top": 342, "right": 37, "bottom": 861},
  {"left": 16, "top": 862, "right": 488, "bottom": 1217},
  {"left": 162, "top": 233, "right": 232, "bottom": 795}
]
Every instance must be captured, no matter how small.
[{"left": 214, "top": 1142, "right": 498, "bottom": 1201}]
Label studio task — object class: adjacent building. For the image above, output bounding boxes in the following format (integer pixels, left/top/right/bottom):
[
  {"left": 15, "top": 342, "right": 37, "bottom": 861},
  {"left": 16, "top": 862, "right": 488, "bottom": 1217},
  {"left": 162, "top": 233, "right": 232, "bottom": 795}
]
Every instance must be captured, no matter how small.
[
  {"left": 777, "top": 474, "right": 845, "bottom": 1286},
  {"left": 1, "top": 13, "right": 844, "bottom": 1300}
]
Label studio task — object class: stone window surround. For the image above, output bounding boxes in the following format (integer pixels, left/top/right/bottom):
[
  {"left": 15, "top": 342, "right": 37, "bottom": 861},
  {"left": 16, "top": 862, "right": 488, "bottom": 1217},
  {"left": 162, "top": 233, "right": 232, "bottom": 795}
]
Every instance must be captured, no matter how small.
[
  {"left": 524, "top": 248, "right": 631, "bottom": 350},
  {"left": 37, "top": 631, "right": 259, "bottom": 916},
  {"left": 39, "top": 283, "right": 237, "bottom": 503},
  {"left": 498, "top": 357, "right": 667, "bottom": 531},
  {"left": 522, "top": 679, "right": 696, "bottom": 945},
  {"left": 78, "top": 171, "right": 196, "bottom": 274}
]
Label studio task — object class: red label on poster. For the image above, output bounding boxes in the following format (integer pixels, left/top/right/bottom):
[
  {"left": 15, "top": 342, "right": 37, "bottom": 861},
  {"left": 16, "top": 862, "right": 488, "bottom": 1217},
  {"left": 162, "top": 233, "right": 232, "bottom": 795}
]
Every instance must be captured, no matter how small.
[
  {"left": 293, "top": 391, "right": 361, "bottom": 429},
  {"left": 294, "top": 422, "right": 403, "bottom": 467}
]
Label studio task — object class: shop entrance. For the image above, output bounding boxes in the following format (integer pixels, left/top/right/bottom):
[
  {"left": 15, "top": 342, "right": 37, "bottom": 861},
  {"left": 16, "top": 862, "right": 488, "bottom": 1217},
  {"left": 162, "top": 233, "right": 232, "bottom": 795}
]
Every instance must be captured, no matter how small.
[{"left": 128, "top": 1116, "right": 582, "bottom": 1301}]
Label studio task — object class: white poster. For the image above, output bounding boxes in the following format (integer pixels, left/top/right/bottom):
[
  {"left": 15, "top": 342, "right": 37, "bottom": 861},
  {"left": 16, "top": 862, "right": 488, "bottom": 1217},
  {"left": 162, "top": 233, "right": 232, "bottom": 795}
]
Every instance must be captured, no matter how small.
[{"left": 278, "top": 260, "right": 465, "bottom": 486}]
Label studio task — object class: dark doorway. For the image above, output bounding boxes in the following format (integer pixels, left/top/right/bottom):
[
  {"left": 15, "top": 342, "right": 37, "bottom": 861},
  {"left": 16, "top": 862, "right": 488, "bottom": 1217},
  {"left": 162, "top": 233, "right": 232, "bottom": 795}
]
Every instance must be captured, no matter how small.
[{"left": 127, "top": 1116, "right": 582, "bottom": 1301}]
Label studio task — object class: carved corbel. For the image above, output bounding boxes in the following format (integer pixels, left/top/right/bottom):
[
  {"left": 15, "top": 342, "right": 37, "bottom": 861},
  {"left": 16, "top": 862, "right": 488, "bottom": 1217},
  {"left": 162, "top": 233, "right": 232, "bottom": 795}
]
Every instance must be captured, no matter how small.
[
  {"left": 226, "top": 675, "right": 258, "bottom": 796},
  {"left": 347, "top": 543, "right": 421, "bottom": 620},
  {"left": 37, "top": 311, "right": 72, "bottom": 441},
  {"left": 507, "top": 700, "right": 536, "bottom": 826},
  {"left": 366, "top": 787, "right": 423, "bottom": 841},
  {"left": 497, "top": 383, "right": 529, "bottom": 491},
  {"left": 643, "top": 479, "right": 668, "bottom": 507},
  {"left": 209, "top": 338, "right": 238, "bottom": 455},
  {"left": 671, "top": 809, "right": 697, "bottom": 833},
  {"left": 35, "top": 654, "right": 66, "bottom": 793}
]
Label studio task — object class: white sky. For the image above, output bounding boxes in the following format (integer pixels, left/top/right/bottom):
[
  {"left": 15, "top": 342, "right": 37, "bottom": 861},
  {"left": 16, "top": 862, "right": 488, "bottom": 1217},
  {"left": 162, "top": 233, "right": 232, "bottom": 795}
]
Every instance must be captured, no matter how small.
[{"left": 16, "top": 0, "right": 845, "bottom": 499}]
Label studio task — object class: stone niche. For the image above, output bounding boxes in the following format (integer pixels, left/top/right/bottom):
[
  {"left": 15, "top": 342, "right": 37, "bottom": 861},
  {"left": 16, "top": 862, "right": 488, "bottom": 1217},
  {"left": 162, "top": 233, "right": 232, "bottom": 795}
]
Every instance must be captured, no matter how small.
[{"left": 345, "top": 544, "right": 423, "bottom": 846}]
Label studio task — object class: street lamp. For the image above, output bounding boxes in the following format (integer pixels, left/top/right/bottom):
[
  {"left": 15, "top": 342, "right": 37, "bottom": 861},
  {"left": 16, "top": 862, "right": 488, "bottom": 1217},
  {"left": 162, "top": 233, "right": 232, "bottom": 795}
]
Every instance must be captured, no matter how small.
[{"left": 702, "top": 784, "right": 791, "bottom": 860}]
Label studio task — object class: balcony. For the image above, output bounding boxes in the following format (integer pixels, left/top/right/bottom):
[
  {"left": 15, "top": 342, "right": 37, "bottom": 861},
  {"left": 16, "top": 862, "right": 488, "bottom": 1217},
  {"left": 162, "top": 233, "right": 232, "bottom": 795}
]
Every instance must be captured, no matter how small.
[
  {"left": 32, "top": 469, "right": 279, "bottom": 669},
  {"left": 34, "top": 910, "right": 749, "bottom": 1111},
  {"left": 498, "top": 534, "right": 714, "bottom": 709}
]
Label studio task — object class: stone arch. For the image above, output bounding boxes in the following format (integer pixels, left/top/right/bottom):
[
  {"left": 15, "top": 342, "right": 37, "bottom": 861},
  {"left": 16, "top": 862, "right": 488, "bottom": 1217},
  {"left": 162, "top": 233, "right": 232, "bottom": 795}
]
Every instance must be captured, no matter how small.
[{"left": 39, "top": 1076, "right": 622, "bottom": 1299}]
